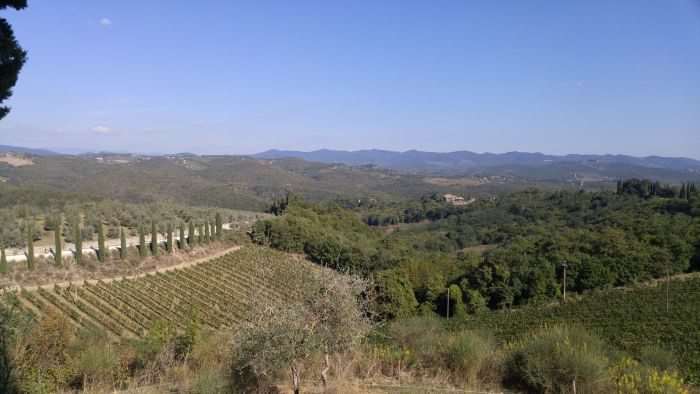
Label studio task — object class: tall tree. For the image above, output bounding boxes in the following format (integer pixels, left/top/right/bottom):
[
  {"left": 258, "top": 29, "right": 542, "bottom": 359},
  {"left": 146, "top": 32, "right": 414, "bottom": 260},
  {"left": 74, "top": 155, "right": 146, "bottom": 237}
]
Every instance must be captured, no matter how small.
[
  {"left": 166, "top": 223, "right": 173, "bottom": 254},
  {"left": 120, "top": 226, "right": 127, "bottom": 260},
  {"left": 53, "top": 214, "right": 62, "bottom": 267},
  {"left": 188, "top": 220, "right": 196, "bottom": 247},
  {"left": 74, "top": 217, "right": 82, "bottom": 265},
  {"left": 179, "top": 222, "right": 186, "bottom": 250},
  {"left": 151, "top": 220, "right": 159, "bottom": 257},
  {"left": 0, "top": 0, "right": 27, "bottom": 121},
  {"left": 215, "top": 212, "right": 223, "bottom": 240},
  {"left": 0, "top": 246, "right": 7, "bottom": 274},
  {"left": 198, "top": 223, "right": 204, "bottom": 244},
  {"left": 138, "top": 222, "right": 147, "bottom": 258},
  {"left": 204, "top": 220, "right": 210, "bottom": 243},
  {"left": 97, "top": 220, "right": 106, "bottom": 263},
  {"left": 24, "top": 219, "right": 33, "bottom": 270}
]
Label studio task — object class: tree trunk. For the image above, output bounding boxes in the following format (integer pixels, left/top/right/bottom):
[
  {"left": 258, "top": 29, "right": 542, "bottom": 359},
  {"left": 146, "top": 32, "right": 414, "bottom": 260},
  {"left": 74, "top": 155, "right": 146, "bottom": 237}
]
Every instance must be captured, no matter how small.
[
  {"left": 320, "top": 353, "right": 330, "bottom": 389},
  {"left": 291, "top": 364, "right": 301, "bottom": 394}
]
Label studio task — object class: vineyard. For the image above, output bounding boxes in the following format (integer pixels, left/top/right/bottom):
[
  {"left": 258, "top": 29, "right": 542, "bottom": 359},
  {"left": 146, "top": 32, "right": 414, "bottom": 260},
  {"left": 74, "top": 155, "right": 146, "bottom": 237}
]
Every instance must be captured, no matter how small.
[
  {"left": 460, "top": 274, "right": 700, "bottom": 383},
  {"left": 8, "top": 246, "right": 308, "bottom": 339}
]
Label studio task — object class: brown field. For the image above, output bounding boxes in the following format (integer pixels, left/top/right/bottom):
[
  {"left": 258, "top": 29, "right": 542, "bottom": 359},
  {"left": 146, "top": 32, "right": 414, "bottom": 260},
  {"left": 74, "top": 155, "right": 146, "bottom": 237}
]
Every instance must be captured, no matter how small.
[
  {"left": 423, "top": 177, "right": 484, "bottom": 187},
  {"left": 0, "top": 153, "right": 34, "bottom": 167}
]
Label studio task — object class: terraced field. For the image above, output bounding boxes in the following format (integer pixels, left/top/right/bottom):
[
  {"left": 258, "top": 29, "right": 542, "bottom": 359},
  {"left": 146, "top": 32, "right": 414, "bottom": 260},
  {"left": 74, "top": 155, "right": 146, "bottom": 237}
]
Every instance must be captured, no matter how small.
[{"left": 9, "top": 246, "right": 308, "bottom": 338}]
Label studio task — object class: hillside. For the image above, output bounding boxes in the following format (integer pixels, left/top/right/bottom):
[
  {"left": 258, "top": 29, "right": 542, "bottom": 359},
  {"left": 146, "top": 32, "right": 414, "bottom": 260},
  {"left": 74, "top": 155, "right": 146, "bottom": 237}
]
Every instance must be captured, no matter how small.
[
  {"left": 256, "top": 149, "right": 700, "bottom": 181},
  {"left": 10, "top": 246, "right": 309, "bottom": 338},
  {"left": 460, "top": 274, "right": 700, "bottom": 383},
  {"left": 0, "top": 153, "right": 544, "bottom": 211}
]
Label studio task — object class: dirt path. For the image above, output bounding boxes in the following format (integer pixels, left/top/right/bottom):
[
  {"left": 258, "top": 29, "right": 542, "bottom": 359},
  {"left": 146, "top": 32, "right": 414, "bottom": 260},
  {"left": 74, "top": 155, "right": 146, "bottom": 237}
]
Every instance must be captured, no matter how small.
[{"left": 18, "top": 245, "right": 242, "bottom": 292}]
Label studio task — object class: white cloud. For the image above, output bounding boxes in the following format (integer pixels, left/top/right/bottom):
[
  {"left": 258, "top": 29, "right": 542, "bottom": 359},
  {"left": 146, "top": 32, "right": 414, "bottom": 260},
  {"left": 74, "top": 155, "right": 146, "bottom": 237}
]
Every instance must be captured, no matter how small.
[
  {"left": 92, "top": 125, "right": 112, "bottom": 134},
  {"left": 99, "top": 17, "right": 112, "bottom": 26}
]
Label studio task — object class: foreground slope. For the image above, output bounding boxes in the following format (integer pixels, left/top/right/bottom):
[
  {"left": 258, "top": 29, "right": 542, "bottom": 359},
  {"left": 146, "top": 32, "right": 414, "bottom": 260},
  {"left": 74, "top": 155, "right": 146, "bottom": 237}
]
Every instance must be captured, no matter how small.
[
  {"left": 460, "top": 274, "right": 700, "bottom": 382},
  {"left": 11, "top": 246, "right": 309, "bottom": 338}
]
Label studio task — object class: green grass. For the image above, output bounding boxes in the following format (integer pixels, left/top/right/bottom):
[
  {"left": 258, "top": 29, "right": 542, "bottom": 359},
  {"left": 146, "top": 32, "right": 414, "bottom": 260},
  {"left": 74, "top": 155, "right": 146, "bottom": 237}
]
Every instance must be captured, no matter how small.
[{"left": 459, "top": 274, "right": 700, "bottom": 383}]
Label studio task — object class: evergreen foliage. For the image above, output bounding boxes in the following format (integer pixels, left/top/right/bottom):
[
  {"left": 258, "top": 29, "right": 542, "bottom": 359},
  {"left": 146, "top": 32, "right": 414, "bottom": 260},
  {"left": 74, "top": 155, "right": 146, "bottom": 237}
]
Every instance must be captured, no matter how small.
[
  {"left": 53, "top": 214, "right": 62, "bottom": 266},
  {"left": 120, "top": 226, "right": 127, "bottom": 259},
  {"left": 253, "top": 185, "right": 700, "bottom": 314},
  {"left": 139, "top": 223, "right": 147, "bottom": 258},
  {"left": 166, "top": 223, "right": 173, "bottom": 254},
  {"left": 97, "top": 220, "right": 106, "bottom": 263},
  {"left": 0, "top": 247, "right": 7, "bottom": 274},
  {"left": 179, "top": 222, "right": 186, "bottom": 249},
  {"left": 73, "top": 218, "right": 82, "bottom": 265},
  {"left": 151, "top": 220, "right": 159, "bottom": 257},
  {"left": 188, "top": 221, "right": 195, "bottom": 247},
  {"left": 0, "top": 0, "right": 27, "bottom": 121},
  {"left": 24, "top": 219, "right": 33, "bottom": 270},
  {"left": 215, "top": 212, "right": 223, "bottom": 240}
]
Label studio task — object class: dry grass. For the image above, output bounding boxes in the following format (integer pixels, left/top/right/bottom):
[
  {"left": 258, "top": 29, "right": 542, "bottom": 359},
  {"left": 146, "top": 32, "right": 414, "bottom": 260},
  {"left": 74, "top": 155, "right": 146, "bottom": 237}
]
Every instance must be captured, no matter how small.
[
  {"left": 0, "top": 153, "right": 34, "bottom": 166},
  {"left": 423, "top": 177, "right": 484, "bottom": 187}
]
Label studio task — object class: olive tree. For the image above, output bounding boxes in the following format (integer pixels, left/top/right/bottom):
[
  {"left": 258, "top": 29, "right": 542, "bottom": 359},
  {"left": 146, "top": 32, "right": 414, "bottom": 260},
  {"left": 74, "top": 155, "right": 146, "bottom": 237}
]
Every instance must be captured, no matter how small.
[{"left": 230, "top": 265, "right": 372, "bottom": 393}]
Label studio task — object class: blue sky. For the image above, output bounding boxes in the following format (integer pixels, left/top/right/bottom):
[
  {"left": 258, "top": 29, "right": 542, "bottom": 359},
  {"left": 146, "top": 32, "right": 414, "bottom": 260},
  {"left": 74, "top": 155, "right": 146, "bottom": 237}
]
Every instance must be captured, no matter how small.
[{"left": 0, "top": 1, "right": 698, "bottom": 157}]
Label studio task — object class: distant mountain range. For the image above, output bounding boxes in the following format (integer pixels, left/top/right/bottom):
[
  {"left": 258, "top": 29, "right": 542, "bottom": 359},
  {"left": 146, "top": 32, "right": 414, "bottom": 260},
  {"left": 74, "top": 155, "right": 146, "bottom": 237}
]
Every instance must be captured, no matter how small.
[{"left": 255, "top": 149, "right": 700, "bottom": 176}]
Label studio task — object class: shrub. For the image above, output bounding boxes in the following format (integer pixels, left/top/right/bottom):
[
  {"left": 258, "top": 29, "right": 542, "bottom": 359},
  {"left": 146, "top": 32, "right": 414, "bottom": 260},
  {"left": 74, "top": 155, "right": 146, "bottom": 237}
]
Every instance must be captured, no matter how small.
[
  {"left": 386, "top": 316, "right": 445, "bottom": 367},
  {"left": 374, "top": 269, "right": 418, "bottom": 319},
  {"left": 639, "top": 345, "right": 677, "bottom": 372},
  {"left": 443, "top": 330, "right": 497, "bottom": 385},
  {"left": 385, "top": 317, "right": 498, "bottom": 384},
  {"left": 610, "top": 357, "right": 689, "bottom": 394},
  {"left": 503, "top": 325, "right": 611, "bottom": 393},
  {"left": 190, "top": 369, "right": 228, "bottom": 394}
]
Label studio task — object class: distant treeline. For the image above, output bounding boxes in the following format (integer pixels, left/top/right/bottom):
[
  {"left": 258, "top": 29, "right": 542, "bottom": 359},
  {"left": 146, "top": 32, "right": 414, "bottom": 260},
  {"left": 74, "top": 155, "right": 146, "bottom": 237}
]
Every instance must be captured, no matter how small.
[
  {"left": 0, "top": 199, "right": 253, "bottom": 251},
  {"left": 616, "top": 178, "right": 697, "bottom": 199}
]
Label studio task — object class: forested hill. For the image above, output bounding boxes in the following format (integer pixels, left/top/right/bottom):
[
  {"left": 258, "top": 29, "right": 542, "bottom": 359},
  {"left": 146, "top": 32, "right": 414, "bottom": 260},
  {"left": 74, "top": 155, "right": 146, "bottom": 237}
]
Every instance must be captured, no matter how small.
[
  {"left": 256, "top": 148, "right": 700, "bottom": 179},
  {"left": 0, "top": 152, "right": 604, "bottom": 211},
  {"left": 252, "top": 182, "right": 700, "bottom": 313},
  {"left": 0, "top": 154, "right": 468, "bottom": 211}
]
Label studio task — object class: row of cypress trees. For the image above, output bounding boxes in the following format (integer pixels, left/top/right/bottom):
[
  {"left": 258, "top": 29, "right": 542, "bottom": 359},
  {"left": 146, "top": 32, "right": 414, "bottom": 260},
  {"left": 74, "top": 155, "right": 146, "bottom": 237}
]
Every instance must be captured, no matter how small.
[{"left": 1, "top": 212, "right": 225, "bottom": 271}]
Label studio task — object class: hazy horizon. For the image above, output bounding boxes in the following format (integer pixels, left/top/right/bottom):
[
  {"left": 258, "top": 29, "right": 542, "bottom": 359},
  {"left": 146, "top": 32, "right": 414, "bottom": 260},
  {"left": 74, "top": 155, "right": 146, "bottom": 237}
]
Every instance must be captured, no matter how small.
[
  {"left": 0, "top": 1, "right": 698, "bottom": 158},
  {"left": 5, "top": 143, "right": 700, "bottom": 162}
]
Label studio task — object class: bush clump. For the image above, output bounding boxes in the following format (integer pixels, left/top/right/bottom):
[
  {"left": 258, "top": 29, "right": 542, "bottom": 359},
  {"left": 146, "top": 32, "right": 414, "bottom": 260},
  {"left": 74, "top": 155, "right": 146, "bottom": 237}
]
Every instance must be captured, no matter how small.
[{"left": 503, "top": 325, "right": 610, "bottom": 393}]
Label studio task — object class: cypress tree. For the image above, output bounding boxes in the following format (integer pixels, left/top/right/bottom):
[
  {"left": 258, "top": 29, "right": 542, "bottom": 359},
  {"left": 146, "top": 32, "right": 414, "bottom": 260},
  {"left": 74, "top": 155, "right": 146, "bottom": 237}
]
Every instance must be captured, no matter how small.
[
  {"left": 139, "top": 223, "right": 147, "bottom": 258},
  {"left": 25, "top": 220, "right": 34, "bottom": 270},
  {"left": 680, "top": 183, "right": 686, "bottom": 199},
  {"left": 0, "top": 247, "right": 7, "bottom": 274},
  {"left": 97, "top": 220, "right": 106, "bottom": 263},
  {"left": 215, "top": 212, "right": 223, "bottom": 240},
  {"left": 188, "top": 221, "right": 196, "bottom": 246},
  {"left": 179, "top": 222, "right": 186, "bottom": 250},
  {"left": 204, "top": 220, "right": 210, "bottom": 243},
  {"left": 167, "top": 223, "right": 173, "bottom": 254},
  {"left": 54, "top": 214, "right": 62, "bottom": 267},
  {"left": 198, "top": 223, "right": 204, "bottom": 244},
  {"left": 74, "top": 218, "right": 82, "bottom": 265},
  {"left": 151, "top": 220, "right": 159, "bottom": 257},
  {"left": 120, "top": 226, "right": 127, "bottom": 259}
]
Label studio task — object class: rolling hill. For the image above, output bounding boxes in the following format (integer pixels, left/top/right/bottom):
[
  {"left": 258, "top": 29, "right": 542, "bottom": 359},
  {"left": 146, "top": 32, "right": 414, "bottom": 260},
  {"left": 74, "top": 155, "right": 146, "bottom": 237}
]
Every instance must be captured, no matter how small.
[
  {"left": 256, "top": 149, "right": 700, "bottom": 181},
  {"left": 0, "top": 153, "right": 540, "bottom": 210}
]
